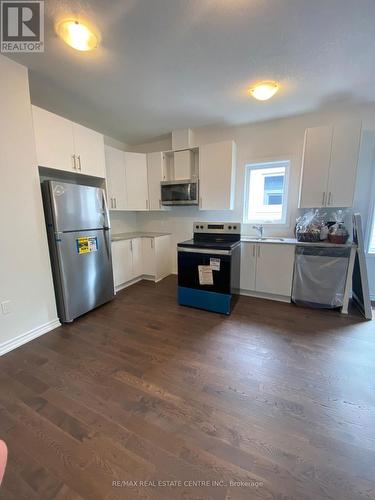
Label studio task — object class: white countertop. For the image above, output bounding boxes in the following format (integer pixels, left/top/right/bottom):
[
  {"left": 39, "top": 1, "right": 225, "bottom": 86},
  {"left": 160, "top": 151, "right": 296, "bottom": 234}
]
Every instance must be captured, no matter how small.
[
  {"left": 241, "top": 236, "right": 356, "bottom": 248},
  {"left": 112, "top": 231, "right": 171, "bottom": 242}
]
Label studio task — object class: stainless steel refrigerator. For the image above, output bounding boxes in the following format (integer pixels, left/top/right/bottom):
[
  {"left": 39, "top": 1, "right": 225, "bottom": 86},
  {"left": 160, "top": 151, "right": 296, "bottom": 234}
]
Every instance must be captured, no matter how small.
[{"left": 42, "top": 180, "right": 114, "bottom": 323}]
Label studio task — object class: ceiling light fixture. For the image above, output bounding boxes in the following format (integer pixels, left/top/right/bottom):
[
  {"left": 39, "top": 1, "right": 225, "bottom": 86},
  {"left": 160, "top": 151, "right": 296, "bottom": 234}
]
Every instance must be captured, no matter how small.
[
  {"left": 250, "top": 81, "right": 279, "bottom": 101},
  {"left": 56, "top": 20, "right": 99, "bottom": 51}
]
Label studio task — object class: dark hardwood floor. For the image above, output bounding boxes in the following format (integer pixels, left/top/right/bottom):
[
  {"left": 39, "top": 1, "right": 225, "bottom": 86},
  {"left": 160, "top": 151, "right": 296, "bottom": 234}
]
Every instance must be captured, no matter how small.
[{"left": 1, "top": 276, "right": 374, "bottom": 500}]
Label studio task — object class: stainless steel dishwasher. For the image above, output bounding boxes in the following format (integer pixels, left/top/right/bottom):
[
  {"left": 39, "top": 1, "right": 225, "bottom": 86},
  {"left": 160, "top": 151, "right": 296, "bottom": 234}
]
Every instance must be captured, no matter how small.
[{"left": 292, "top": 245, "right": 351, "bottom": 308}]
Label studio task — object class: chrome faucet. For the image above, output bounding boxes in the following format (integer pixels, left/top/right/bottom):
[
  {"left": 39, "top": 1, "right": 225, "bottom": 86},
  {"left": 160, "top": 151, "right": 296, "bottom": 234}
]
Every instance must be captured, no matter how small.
[{"left": 252, "top": 224, "right": 264, "bottom": 238}]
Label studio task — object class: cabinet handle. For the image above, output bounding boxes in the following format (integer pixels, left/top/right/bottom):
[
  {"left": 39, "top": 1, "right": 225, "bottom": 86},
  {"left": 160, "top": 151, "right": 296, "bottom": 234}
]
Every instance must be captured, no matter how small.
[
  {"left": 130, "top": 240, "right": 133, "bottom": 252},
  {"left": 159, "top": 199, "right": 162, "bottom": 209},
  {"left": 151, "top": 239, "right": 154, "bottom": 249},
  {"left": 328, "top": 192, "right": 332, "bottom": 205},
  {"left": 199, "top": 197, "right": 202, "bottom": 209},
  {"left": 77, "top": 155, "right": 82, "bottom": 171},
  {"left": 146, "top": 199, "right": 149, "bottom": 210},
  {"left": 252, "top": 244, "right": 255, "bottom": 257},
  {"left": 114, "top": 198, "right": 117, "bottom": 209},
  {"left": 110, "top": 198, "right": 113, "bottom": 208},
  {"left": 72, "top": 154, "right": 76, "bottom": 170},
  {"left": 322, "top": 192, "right": 326, "bottom": 206},
  {"left": 257, "top": 245, "right": 260, "bottom": 258}
]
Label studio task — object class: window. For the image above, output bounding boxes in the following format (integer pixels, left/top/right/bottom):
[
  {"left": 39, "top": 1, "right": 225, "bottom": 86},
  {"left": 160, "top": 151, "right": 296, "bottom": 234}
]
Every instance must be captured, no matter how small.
[{"left": 243, "top": 160, "right": 290, "bottom": 224}]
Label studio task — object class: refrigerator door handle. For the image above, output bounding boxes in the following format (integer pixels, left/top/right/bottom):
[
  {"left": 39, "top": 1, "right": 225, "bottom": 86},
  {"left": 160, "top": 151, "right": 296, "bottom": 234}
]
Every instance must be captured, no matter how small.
[{"left": 102, "top": 190, "right": 111, "bottom": 230}]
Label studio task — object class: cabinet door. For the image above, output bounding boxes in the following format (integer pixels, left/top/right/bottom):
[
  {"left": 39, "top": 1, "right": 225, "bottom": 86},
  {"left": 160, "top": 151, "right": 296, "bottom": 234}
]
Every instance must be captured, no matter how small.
[
  {"left": 299, "top": 126, "right": 332, "bottom": 208},
  {"left": 124, "top": 153, "right": 149, "bottom": 210},
  {"left": 32, "top": 105, "right": 75, "bottom": 172},
  {"left": 240, "top": 243, "right": 257, "bottom": 291},
  {"left": 112, "top": 240, "right": 133, "bottom": 288},
  {"left": 131, "top": 238, "right": 143, "bottom": 278},
  {"left": 327, "top": 121, "right": 361, "bottom": 208},
  {"left": 154, "top": 235, "right": 172, "bottom": 281},
  {"left": 73, "top": 123, "right": 106, "bottom": 178},
  {"left": 105, "top": 146, "right": 127, "bottom": 210},
  {"left": 199, "top": 140, "right": 236, "bottom": 210},
  {"left": 147, "top": 152, "right": 164, "bottom": 210},
  {"left": 255, "top": 244, "right": 295, "bottom": 297},
  {"left": 142, "top": 238, "right": 156, "bottom": 276}
]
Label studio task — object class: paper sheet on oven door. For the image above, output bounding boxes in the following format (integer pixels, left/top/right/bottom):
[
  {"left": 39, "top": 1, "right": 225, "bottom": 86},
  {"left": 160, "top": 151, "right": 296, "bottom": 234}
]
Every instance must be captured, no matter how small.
[{"left": 198, "top": 265, "right": 214, "bottom": 285}]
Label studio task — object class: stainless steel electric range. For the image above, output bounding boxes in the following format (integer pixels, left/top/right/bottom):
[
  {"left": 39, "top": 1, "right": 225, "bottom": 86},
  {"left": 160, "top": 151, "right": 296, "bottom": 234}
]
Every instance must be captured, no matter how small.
[{"left": 177, "top": 222, "right": 241, "bottom": 315}]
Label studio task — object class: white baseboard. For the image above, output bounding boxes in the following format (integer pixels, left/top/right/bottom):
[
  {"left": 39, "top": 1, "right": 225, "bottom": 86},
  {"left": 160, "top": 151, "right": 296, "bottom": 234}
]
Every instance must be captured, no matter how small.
[
  {"left": 239, "top": 289, "right": 291, "bottom": 303},
  {"left": 115, "top": 276, "right": 143, "bottom": 293},
  {"left": 0, "top": 319, "right": 61, "bottom": 356}
]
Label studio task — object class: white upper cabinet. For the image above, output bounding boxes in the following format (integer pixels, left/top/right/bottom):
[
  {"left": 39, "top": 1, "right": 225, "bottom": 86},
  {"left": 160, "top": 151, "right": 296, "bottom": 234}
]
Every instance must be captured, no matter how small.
[
  {"left": 199, "top": 140, "right": 236, "bottom": 210},
  {"left": 327, "top": 121, "right": 362, "bottom": 208},
  {"left": 32, "top": 105, "right": 75, "bottom": 172},
  {"left": 32, "top": 105, "right": 106, "bottom": 178},
  {"left": 147, "top": 152, "right": 165, "bottom": 211},
  {"left": 124, "top": 152, "right": 149, "bottom": 211},
  {"left": 105, "top": 148, "right": 149, "bottom": 211},
  {"left": 299, "top": 125, "right": 332, "bottom": 209},
  {"left": 299, "top": 121, "right": 361, "bottom": 208},
  {"left": 73, "top": 123, "right": 106, "bottom": 178},
  {"left": 105, "top": 146, "right": 127, "bottom": 210}
]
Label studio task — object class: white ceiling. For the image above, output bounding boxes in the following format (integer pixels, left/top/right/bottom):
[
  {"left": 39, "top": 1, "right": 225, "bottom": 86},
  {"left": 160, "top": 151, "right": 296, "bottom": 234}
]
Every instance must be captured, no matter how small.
[{"left": 9, "top": 0, "right": 375, "bottom": 144}]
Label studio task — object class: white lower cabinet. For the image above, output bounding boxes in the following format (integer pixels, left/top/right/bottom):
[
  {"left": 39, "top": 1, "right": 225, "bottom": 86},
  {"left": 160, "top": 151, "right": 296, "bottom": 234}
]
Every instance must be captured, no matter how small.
[
  {"left": 240, "top": 243, "right": 257, "bottom": 291},
  {"left": 112, "top": 239, "right": 133, "bottom": 288},
  {"left": 112, "top": 235, "right": 172, "bottom": 290},
  {"left": 142, "top": 238, "right": 155, "bottom": 276},
  {"left": 241, "top": 243, "right": 295, "bottom": 299},
  {"left": 131, "top": 238, "right": 143, "bottom": 278}
]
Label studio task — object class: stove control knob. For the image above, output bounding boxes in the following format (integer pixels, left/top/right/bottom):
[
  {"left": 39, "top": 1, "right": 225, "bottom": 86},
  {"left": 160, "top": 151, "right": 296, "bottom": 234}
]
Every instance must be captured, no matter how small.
[
  {"left": 228, "top": 225, "right": 232, "bottom": 230},
  {"left": 196, "top": 225, "right": 199, "bottom": 229},
  {"left": 233, "top": 225, "right": 237, "bottom": 230},
  {"left": 200, "top": 225, "right": 204, "bottom": 229}
]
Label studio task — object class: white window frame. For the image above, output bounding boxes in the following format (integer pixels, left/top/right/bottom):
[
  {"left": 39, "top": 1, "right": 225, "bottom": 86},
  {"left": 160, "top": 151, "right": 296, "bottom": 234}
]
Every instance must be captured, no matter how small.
[
  {"left": 243, "top": 160, "right": 290, "bottom": 225},
  {"left": 367, "top": 199, "right": 375, "bottom": 257}
]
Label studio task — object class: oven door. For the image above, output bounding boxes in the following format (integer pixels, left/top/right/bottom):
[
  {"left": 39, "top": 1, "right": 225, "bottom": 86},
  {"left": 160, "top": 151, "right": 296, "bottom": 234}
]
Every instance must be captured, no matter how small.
[
  {"left": 177, "top": 247, "right": 232, "bottom": 294},
  {"left": 161, "top": 181, "right": 198, "bottom": 205}
]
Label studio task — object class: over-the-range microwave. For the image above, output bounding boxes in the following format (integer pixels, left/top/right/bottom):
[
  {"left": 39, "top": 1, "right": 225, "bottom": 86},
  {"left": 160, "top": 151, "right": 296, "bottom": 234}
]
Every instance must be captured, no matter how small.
[{"left": 160, "top": 179, "right": 198, "bottom": 206}]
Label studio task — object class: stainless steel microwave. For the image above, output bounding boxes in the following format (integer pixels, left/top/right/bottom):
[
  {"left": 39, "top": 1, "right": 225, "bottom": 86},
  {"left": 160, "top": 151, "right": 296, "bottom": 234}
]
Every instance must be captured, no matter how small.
[{"left": 161, "top": 179, "right": 198, "bottom": 206}]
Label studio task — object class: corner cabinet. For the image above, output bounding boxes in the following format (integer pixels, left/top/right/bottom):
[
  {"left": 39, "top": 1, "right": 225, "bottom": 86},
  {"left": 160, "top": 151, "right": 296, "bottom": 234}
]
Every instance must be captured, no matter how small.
[
  {"left": 299, "top": 121, "right": 361, "bottom": 208},
  {"left": 241, "top": 242, "right": 295, "bottom": 300},
  {"left": 199, "top": 140, "right": 236, "bottom": 210},
  {"left": 112, "top": 235, "right": 172, "bottom": 291},
  {"left": 32, "top": 105, "right": 106, "bottom": 178},
  {"left": 105, "top": 146, "right": 149, "bottom": 211}
]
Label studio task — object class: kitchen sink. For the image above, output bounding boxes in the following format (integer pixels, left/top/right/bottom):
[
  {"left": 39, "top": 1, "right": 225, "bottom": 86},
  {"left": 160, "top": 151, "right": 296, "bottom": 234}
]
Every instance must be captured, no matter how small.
[{"left": 257, "top": 237, "right": 285, "bottom": 241}]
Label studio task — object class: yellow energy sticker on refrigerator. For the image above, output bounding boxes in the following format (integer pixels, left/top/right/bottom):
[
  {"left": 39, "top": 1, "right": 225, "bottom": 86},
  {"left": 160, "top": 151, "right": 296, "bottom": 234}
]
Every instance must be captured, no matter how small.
[{"left": 76, "top": 236, "right": 98, "bottom": 255}]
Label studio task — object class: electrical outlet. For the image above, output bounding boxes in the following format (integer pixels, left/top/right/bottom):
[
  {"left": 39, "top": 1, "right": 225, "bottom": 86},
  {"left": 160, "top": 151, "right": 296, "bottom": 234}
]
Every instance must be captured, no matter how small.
[{"left": 1, "top": 300, "right": 12, "bottom": 315}]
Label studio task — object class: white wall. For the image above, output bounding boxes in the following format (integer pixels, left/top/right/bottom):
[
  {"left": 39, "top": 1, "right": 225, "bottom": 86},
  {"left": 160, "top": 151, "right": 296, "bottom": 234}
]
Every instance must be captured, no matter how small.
[
  {"left": 0, "top": 55, "right": 59, "bottom": 354},
  {"left": 110, "top": 211, "right": 138, "bottom": 234},
  {"left": 130, "top": 104, "right": 375, "bottom": 277}
]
